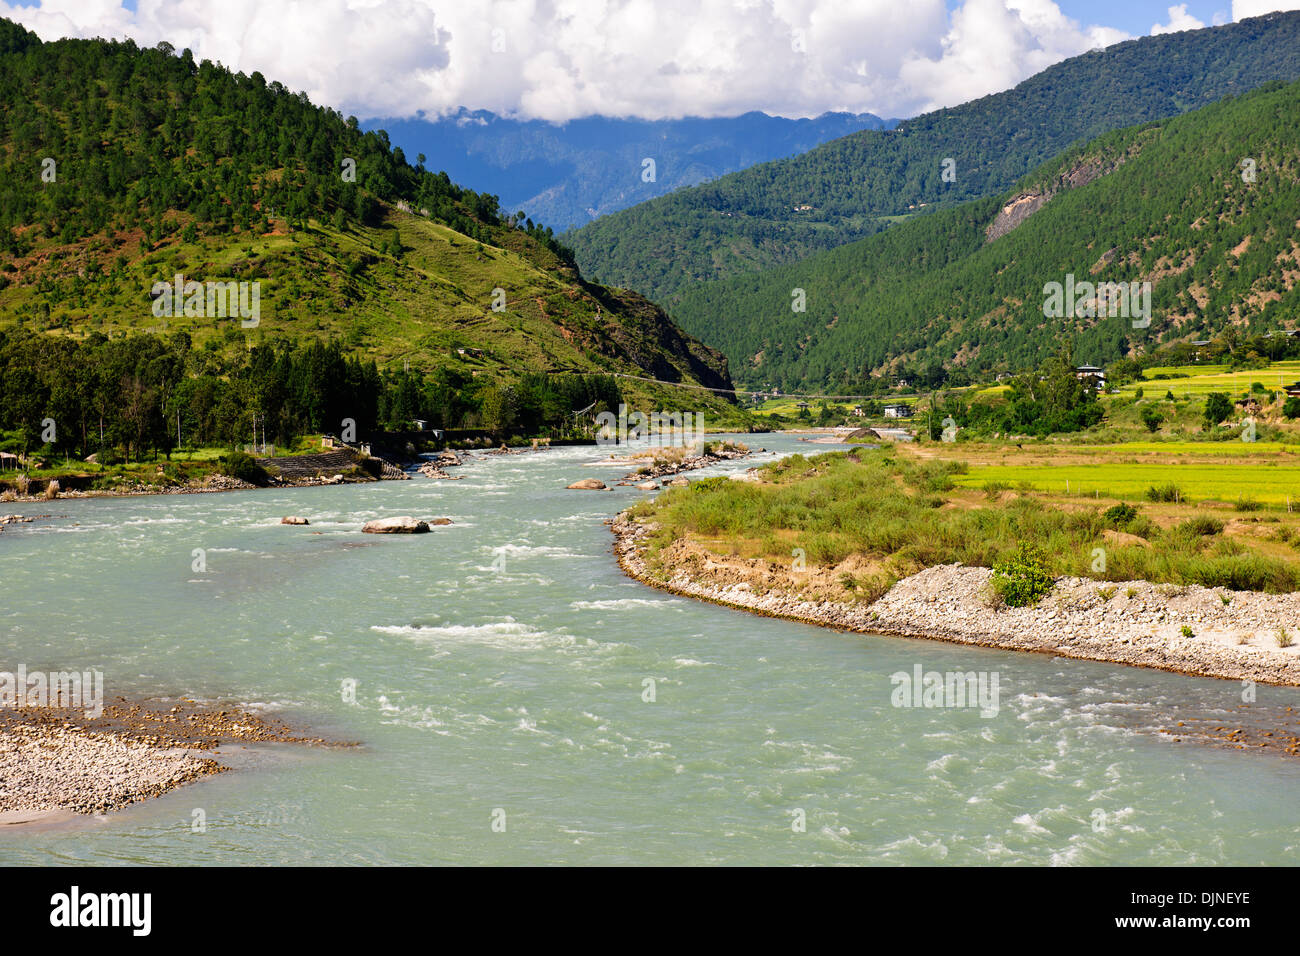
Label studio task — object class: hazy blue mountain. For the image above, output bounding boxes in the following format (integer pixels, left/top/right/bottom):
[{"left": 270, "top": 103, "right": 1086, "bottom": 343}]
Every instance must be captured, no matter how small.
[
  {"left": 371, "top": 109, "right": 891, "bottom": 232},
  {"left": 564, "top": 10, "right": 1300, "bottom": 305}
]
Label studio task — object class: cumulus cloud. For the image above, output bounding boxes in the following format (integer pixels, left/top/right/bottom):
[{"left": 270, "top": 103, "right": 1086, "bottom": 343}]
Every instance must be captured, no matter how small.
[
  {"left": 1233, "top": 0, "right": 1300, "bottom": 18},
  {"left": 0, "top": 0, "right": 1293, "bottom": 122},
  {"left": 1152, "top": 4, "right": 1207, "bottom": 34}
]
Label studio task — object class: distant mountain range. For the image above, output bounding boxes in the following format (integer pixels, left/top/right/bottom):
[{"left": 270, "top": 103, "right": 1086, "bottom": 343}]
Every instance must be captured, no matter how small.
[
  {"left": 566, "top": 10, "right": 1300, "bottom": 306},
  {"left": 669, "top": 78, "right": 1300, "bottom": 391},
  {"left": 373, "top": 109, "right": 892, "bottom": 233}
]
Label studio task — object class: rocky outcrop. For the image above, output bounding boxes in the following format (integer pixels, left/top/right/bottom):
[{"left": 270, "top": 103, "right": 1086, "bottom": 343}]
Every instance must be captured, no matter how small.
[
  {"left": 362, "top": 516, "right": 430, "bottom": 534},
  {"left": 620, "top": 443, "right": 753, "bottom": 479},
  {"left": 985, "top": 152, "right": 1134, "bottom": 242},
  {"left": 281, "top": 516, "right": 310, "bottom": 525},
  {"left": 417, "top": 450, "right": 467, "bottom": 480}
]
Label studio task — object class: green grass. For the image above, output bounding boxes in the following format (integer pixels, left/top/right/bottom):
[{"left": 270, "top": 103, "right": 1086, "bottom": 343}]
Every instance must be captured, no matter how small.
[{"left": 630, "top": 449, "right": 1300, "bottom": 595}]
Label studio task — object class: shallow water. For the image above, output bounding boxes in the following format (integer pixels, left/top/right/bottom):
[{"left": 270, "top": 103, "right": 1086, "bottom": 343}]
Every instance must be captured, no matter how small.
[{"left": 2, "top": 434, "right": 1299, "bottom": 865}]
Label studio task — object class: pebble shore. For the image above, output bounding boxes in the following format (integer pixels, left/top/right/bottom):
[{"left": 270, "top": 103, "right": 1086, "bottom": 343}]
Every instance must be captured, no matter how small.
[
  {"left": 0, "top": 699, "right": 347, "bottom": 819},
  {"left": 611, "top": 513, "right": 1300, "bottom": 687}
]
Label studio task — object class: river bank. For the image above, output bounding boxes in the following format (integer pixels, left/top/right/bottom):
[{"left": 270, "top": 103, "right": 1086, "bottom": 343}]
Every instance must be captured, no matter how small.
[{"left": 610, "top": 512, "right": 1300, "bottom": 689}]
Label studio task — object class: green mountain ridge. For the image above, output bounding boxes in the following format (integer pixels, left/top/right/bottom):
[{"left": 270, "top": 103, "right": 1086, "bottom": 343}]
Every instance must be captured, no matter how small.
[
  {"left": 668, "top": 78, "right": 1300, "bottom": 391},
  {"left": 0, "top": 18, "right": 735, "bottom": 418},
  {"left": 566, "top": 10, "right": 1300, "bottom": 306}
]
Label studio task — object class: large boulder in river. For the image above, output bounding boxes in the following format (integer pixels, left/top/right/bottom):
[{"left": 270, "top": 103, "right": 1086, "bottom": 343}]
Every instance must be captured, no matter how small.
[
  {"left": 634, "top": 481, "right": 658, "bottom": 490},
  {"left": 566, "top": 478, "right": 607, "bottom": 490},
  {"left": 362, "top": 516, "right": 430, "bottom": 534},
  {"left": 281, "top": 516, "right": 310, "bottom": 525},
  {"left": 429, "top": 517, "right": 453, "bottom": 526}
]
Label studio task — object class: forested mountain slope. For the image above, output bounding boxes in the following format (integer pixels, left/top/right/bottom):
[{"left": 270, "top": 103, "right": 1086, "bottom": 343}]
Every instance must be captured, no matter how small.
[
  {"left": 0, "top": 19, "right": 734, "bottom": 410},
  {"left": 567, "top": 11, "right": 1300, "bottom": 306},
  {"left": 668, "top": 79, "right": 1300, "bottom": 391}
]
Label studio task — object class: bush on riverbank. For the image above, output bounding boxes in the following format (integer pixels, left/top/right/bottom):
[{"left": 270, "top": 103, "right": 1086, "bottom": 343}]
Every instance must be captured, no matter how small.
[
  {"left": 221, "top": 451, "right": 270, "bottom": 487},
  {"left": 629, "top": 449, "right": 1300, "bottom": 595}
]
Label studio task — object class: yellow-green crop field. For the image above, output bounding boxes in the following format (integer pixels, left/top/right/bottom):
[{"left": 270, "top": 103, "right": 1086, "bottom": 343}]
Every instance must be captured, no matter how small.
[
  {"left": 1071, "top": 441, "right": 1300, "bottom": 456},
  {"left": 1118, "top": 361, "right": 1300, "bottom": 397},
  {"left": 953, "top": 461, "right": 1300, "bottom": 505}
]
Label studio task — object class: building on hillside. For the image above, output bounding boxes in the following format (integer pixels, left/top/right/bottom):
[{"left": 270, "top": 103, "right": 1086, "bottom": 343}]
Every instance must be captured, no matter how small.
[
  {"left": 852, "top": 405, "right": 865, "bottom": 417},
  {"left": 1075, "top": 365, "right": 1106, "bottom": 390},
  {"left": 883, "top": 403, "right": 913, "bottom": 419},
  {"left": 1285, "top": 382, "right": 1300, "bottom": 398}
]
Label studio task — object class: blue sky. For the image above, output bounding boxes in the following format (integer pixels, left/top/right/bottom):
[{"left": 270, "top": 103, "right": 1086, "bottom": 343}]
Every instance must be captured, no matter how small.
[{"left": 1053, "top": 0, "right": 1227, "bottom": 32}]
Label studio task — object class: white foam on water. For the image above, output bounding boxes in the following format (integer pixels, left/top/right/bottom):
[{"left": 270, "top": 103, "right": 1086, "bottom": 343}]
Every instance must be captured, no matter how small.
[
  {"left": 491, "top": 543, "right": 582, "bottom": 559},
  {"left": 370, "top": 618, "right": 596, "bottom": 653},
  {"left": 570, "top": 598, "right": 680, "bottom": 611}
]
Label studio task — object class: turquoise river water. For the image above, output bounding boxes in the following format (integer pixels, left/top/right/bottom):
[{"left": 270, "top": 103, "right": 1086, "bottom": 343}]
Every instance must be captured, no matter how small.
[{"left": 2, "top": 434, "right": 1299, "bottom": 864}]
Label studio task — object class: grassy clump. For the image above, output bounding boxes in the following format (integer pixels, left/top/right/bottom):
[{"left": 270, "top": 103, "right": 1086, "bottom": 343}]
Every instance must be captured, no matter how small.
[{"left": 1146, "top": 482, "right": 1183, "bottom": 503}]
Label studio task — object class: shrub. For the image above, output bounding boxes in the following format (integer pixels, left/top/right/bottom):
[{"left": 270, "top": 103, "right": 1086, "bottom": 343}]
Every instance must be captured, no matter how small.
[
  {"left": 1141, "top": 406, "right": 1163, "bottom": 433},
  {"left": 1234, "top": 498, "right": 1262, "bottom": 512},
  {"left": 221, "top": 450, "right": 269, "bottom": 486},
  {"left": 1203, "top": 392, "right": 1233, "bottom": 427},
  {"left": 1181, "top": 625, "right": 1195, "bottom": 638},
  {"left": 691, "top": 476, "right": 730, "bottom": 493},
  {"left": 990, "top": 543, "right": 1055, "bottom": 607},
  {"left": 1284, "top": 396, "right": 1300, "bottom": 420},
  {"left": 1102, "top": 502, "right": 1138, "bottom": 528}
]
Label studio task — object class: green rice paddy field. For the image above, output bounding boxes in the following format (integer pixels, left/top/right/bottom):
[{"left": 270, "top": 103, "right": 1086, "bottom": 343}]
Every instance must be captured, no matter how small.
[{"left": 953, "top": 455, "right": 1300, "bottom": 505}]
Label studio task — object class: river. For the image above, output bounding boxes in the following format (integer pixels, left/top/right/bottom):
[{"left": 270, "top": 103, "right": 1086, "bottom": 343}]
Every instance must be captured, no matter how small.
[{"left": 2, "top": 434, "right": 1298, "bottom": 864}]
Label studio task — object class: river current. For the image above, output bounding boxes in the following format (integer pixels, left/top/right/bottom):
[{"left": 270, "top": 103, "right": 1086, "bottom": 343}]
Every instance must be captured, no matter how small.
[{"left": 2, "top": 434, "right": 1298, "bottom": 864}]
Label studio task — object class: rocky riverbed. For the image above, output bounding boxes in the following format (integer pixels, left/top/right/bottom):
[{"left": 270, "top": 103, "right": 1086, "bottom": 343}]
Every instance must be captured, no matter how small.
[
  {"left": 611, "top": 513, "right": 1300, "bottom": 688},
  {"left": 0, "top": 699, "right": 349, "bottom": 820}
]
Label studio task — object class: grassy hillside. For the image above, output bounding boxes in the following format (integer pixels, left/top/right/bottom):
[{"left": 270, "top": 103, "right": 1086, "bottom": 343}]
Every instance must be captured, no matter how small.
[
  {"left": 0, "top": 19, "right": 735, "bottom": 417},
  {"left": 667, "top": 78, "right": 1300, "bottom": 391},
  {"left": 566, "top": 10, "right": 1300, "bottom": 305}
]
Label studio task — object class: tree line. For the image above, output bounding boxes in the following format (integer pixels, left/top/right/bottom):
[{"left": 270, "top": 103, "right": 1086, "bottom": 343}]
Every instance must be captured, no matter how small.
[{"left": 0, "top": 329, "right": 622, "bottom": 462}]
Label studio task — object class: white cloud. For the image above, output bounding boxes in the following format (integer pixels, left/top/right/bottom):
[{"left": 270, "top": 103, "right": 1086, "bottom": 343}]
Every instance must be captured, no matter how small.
[
  {"left": 1152, "top": 4, "right": 1206, "bottom": 34},
  {"left": 1233, "top": 0, "right": 1300, "bottom": 18},
  {"left": 1, "top": 0, "right": 1288, "bottom": 123}
]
